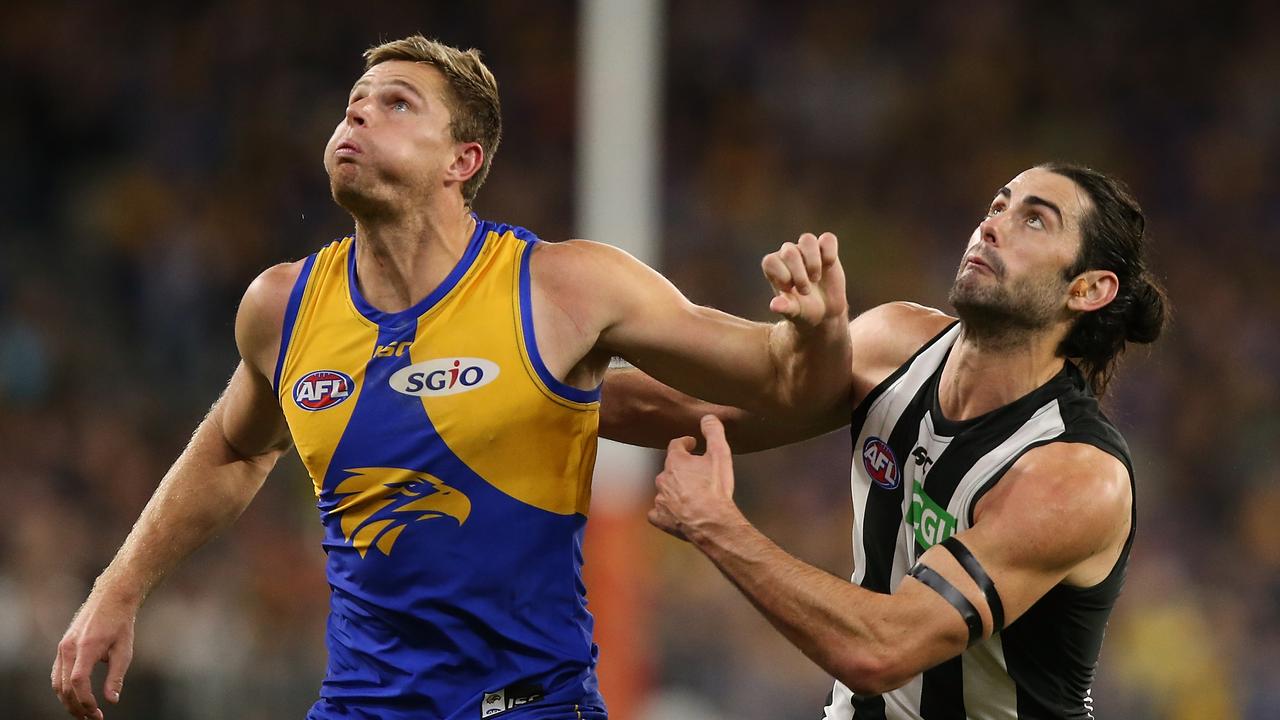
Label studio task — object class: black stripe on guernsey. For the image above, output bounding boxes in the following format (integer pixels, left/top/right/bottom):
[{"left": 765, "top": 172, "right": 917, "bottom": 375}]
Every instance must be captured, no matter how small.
[
  {"left": 961, "top": 372, "right": 1135, "bottom": 720},
  {"left": 911, "top": 359, "right": 1075, "bottom": 559},
  {"left": 860, "top": 378, "right": 932, "bottom": 594},
  {"left": 909, "top": 563, "right": 983, "bottom": 645},
  {"left": 849, "top": 695, "right": 887, "bottom": 720},
  {"left": 913, "top": 358, "right": 1073, "bottom": 720},
  {"left": 849, "top": 379, "right": 931, "bottom": 712},
  {"left": 853, "top": 324, "right": 959, "bottom": 593},
  {"left": 919, "top": 656, "right": 965, "bottom": 720},
  {"left": 847, "top": 323, "right": 957, "bottom": 720},
  {"left": 941, "top": 536, "right": 1005, "bottom": 632},
  {"left": 851, "top": 376, "right": 932, "bottom": 720}
]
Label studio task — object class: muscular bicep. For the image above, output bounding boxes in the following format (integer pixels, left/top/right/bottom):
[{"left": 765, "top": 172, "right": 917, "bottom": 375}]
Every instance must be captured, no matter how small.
[
  {"left": 216, "top": 361, "right": 292, "bottom": 461},
  {"left": 600, "top": 282, "right": 778, "bottom": 409},
  {"left": 954, "top": 444, "right": 1131, "bottom": 622},
  {"left": 537, "top": 240, "right": 782, "bottom": 412},
  {"left": 872, "top": 443, "right": 1131, "bottom": 688},
  {"left": 221, "top": 261, "right": 303, "bottom": 462}
]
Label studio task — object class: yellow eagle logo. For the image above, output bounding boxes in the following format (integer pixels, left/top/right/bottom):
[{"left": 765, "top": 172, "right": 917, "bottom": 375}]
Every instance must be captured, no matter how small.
[{"left": 328, "top": 467, "right": 471, "bottom": 557}]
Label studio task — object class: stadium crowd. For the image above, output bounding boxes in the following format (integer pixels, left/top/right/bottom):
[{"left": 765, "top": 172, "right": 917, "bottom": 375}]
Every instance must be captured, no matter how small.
[{"left": 2, "top": 1, "right": 1277, "bottom": 718}]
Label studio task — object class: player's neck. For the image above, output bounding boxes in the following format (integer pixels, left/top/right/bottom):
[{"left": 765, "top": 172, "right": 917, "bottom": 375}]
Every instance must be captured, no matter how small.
[
  {"left": 938, "top": 326, "right": 1065, "bottom": 422},
  {"left": 351, "top": 197, "right": 476, "bottom": 314}
]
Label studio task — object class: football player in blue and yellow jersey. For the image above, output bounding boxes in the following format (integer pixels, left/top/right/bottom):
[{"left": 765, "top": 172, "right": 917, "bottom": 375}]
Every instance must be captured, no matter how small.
[{"left": 53, "top": 35, "right": 852, "bottom": 720}]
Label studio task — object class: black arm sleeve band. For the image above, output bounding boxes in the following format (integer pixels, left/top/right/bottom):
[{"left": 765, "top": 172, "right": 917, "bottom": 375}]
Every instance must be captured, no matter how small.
[
  {"left": 941, "top": 535, "right": 1005, "bottom": 633},
  {"left": 907, "top": 562, "right": 983, "bottom": 646}
]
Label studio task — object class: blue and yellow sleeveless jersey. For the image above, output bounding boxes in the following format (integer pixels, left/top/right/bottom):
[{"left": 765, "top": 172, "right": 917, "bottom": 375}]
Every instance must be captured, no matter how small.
[{"left": 274, "top": 219, "right": 606, "bottom": 720}]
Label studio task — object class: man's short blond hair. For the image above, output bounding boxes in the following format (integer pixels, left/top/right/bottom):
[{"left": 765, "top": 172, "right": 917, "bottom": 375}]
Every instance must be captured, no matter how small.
[{"left": 365, "top": 35, "right": 502, "bottom": 205}]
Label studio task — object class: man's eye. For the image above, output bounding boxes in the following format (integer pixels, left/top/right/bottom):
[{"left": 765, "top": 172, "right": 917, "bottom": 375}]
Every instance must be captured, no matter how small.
[
  {"left": 1027, "top": 215, "right": 1044, "bottom": 229},
  {"left": 986, "top": 206, "right": 1003, "bottom": 217},
  {"left": 392, "top": 100, "right": 410, "bottom": 112}
]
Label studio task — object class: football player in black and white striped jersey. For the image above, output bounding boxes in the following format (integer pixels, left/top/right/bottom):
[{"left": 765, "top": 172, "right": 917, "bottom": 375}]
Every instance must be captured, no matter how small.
[{"left": 602, "top": 163, "right": 1166, "bottom": 719}]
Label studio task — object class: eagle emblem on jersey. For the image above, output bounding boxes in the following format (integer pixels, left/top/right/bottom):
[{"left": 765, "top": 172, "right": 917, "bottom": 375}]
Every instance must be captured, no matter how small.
[{"left": 328, "top": 467, "right": 472, "bottom": 557}]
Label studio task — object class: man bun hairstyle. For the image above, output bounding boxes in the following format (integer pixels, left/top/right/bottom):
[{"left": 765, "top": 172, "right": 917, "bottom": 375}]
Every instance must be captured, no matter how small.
[
  {"left": 1042, "top": 162, "right": 1168, "bottom": 396},
  {"left": 364, "top": 35, "right": 502, "bottom": 205}
]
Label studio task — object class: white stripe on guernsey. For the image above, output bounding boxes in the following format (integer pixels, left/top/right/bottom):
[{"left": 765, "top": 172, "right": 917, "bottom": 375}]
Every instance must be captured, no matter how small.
[
  {"left": 897, "top": 411, "right": 958, "bottom": 576},
  {"left": 884, "top": 673, "right": 924, "bottom": 720},
  {"left": 962, "top": 635, "right": 1017, "bottom": 719},
  {"left": 822, "top": 681, "right": 854, "bottom": 720},
  {"left": 949, "top": 398, "right": 1067, "bottom": 531},
  {"left": 850, "top": 324, "right": 960, "bottom": 586}
]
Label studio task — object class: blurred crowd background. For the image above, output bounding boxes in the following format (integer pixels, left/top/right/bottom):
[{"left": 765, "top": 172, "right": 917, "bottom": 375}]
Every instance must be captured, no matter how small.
[{"left": 2, "top": 1, "right": 1278, "bottom": 718}]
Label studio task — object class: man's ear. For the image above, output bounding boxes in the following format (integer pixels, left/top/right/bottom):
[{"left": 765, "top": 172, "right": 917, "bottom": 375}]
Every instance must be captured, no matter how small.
[
  {"left": 447, "top": 142, "right": 484, "bottom": 186},
  {"left": 1066, "top": 270, "right": 1119, "bottom": 313}
]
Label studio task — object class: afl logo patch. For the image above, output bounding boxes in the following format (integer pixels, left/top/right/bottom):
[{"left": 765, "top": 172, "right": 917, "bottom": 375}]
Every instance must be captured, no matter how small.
[
  {"left": 390, "top": 358, "right": 500, "bottom": 397},
  {"left": 862, "top": 437, "right": 900, "bottom": 490},
  {"left": 293, "top": 370, "right": 355, "bottom": 411}
]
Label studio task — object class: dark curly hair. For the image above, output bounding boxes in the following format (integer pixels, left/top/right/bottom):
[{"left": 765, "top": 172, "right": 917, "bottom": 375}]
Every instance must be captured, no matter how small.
[{"left": 1042, "top": 162, "right": 1168, "bottom": 396}]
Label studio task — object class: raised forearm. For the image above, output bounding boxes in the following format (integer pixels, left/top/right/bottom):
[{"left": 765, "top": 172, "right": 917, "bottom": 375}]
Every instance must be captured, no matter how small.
[{"left": 94, "top": 404, "right": 282, "bottom": 605}]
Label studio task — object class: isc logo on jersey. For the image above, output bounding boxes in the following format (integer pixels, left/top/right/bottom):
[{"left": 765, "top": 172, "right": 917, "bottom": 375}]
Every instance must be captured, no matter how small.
[
  {"left": 294, "top": 370, "right": 355, "bottom": 411},
  {"left": 390, "top": 358, "right": 500, "bottom": 397},
  {"left": 862, "top": 437, "right": 901, "bottom": 490}
]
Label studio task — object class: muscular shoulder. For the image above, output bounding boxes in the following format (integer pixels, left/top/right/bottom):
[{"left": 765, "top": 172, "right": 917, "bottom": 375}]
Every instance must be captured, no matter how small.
[
  {"left": 529, "top": 239, "right": 682, "bottom": 333},
  {"left": 236, "top": 260, "right": 306, "bottom": 380},
  {"left": 849, "top": 302, "right": 955, "bottom": 404},
  {"left": 975, "top": 442, "right": 1132, "bottom": 576},
  {"left": 530, "top": 239, "right": 659, "bottom": 292}
]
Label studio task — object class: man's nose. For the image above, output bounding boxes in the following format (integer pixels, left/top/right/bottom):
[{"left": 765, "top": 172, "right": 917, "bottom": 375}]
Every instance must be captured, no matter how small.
[
  {"left": 978, "top": 214, "right": 1001, "bottom": 245},
  {"left": 346, "top": 100, "right": 370, "bottom": 127}
]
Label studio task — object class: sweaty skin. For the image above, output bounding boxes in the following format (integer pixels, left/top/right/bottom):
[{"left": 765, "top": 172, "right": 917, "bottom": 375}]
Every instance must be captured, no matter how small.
[
  {"left": 52, "top": 58, "right": 852, "bottom": 719},
  {"left": 602, "top": 168, "right": 1133, "bottom": 694}
]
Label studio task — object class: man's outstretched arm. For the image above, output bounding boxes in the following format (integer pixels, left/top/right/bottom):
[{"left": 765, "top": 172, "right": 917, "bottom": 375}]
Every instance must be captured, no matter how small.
[
  {"left": 51, "top": 262, "right": 300, "bottom": 720},
  {"left": 535, "top": 232, "right": 853, "bottom": 419},
  {"left": 649, "top": 416, "right": 1131, "bottom": 694},
  {"left": 600, "top": 366, "right": 844, "bottom": 453},
  {"left": 598, "top": 302, "right": 957, "bottom": 452}
]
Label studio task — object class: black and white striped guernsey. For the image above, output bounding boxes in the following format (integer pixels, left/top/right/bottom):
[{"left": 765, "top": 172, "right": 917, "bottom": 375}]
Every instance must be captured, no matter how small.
[{"left": 823, "top": 321, "right": 1135, "bottom": 720}]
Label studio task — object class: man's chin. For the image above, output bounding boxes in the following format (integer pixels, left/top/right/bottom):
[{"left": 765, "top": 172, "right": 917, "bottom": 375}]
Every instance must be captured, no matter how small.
[{"left": 330, "top": 180, "right": 385, "bottom": 217}]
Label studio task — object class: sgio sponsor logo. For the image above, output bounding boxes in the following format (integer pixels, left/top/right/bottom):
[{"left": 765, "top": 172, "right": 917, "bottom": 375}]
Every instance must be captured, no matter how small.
[
  {"left": 389, "top": 358, "right": 500, "bottom": 397},
  {"left": 294, "top": 370, "right": 355, "bottom": 411}
]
